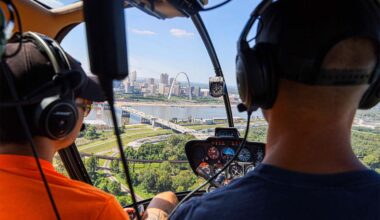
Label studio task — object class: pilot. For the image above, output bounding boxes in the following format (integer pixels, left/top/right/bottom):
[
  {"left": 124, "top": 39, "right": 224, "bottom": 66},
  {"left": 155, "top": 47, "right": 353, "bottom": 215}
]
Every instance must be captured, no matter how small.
[
  {"left": 0, "top": 39, "right": 177, "bottom": 219},
  {"left": 166, "top": 0, "right": 380, "bottom": 219}
]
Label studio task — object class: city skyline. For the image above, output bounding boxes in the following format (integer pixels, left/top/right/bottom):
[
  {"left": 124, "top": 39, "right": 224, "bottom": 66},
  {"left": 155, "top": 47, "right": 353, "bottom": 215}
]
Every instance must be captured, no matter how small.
[{"left": 117, "top": 71, "right": 211, "bottom": 98}]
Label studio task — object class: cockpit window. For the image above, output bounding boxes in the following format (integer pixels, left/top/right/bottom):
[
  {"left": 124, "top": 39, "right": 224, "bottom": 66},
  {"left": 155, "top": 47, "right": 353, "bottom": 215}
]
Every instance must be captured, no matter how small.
[
  {"left": 34, "top": 0, "right": 80, "bottom": 9},
  {"left": 60, "top": 4, "right": 257, "bottom": 205},
  {"left": 58, "top": 2, "right": 380, "bottom": 207}
]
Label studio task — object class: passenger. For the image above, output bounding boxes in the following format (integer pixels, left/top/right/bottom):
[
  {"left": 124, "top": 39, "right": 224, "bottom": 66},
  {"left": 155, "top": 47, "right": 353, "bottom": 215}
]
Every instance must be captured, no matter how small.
[
  {"left": 0, "top": 40, "right": 177, "bottom": 219},
  {"left": 166, "top": 0, "right": 380, "bottom": 219}
]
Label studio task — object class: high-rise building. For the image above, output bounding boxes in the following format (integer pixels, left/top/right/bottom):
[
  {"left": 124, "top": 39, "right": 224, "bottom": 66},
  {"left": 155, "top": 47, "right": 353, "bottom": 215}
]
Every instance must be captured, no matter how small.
[
  {"left": 200, "top": 89, "right": 210, "bottom": 97},
  {"left": 146, "top": 78, "right": 155, "bottom": 85},
  {"left": 158, "top": 83, "right": 166, "bottom": 95},
  {"left": 172, "top": 84, "right": 180, "bottom": 96},
  {"left": 193, "top": 86, "right": 201, "bottom": 97},
  {"left": 164, "top": 86, "right": 171, "bottom": 96},
  {"left": 169, "top": 77, "right": 175, "bottom": 86},
  {"left": 123, "top": 78, "right": 130, "bottom": 89},
  {"left": 148, "top": 84, "right": 157, "bottom": 95},
  {"left": 160, "top": 73, "right": 169, "bottom": 85},
  {"left": 129, "top": 71, "right": 137, "bottom": 83}
]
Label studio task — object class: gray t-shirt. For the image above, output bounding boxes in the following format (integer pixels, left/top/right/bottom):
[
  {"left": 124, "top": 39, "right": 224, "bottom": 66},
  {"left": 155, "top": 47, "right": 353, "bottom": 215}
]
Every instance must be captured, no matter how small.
[{"left": 171, "top": 164, "right": 380, "bottom": 220}]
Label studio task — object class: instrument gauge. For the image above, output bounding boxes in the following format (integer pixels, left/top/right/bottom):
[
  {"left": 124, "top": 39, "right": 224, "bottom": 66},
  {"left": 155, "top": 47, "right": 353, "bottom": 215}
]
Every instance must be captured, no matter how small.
[
  {"left": 229, "top": 164, "right": 244, "bottom": 178},
  {"left": 245, "top": 165, "right": 255, "bottom": 174},
  {"left": 255, "top": 148, "right": 264, "bottom": 166},
  {"left": 257, "top": 148, "right": 264, "bottom": 161},
  {"left": 209, "top": 76, "right": 225, "bottom": 97},
  {"left": 222, "top": 147, "right": 235, "bottom": 161},
  {"left": 238, "top": 148, "right": 251, "bottom": 162},
  {"left": 207, "top": 146, "right": 220, "bottom": 160}
]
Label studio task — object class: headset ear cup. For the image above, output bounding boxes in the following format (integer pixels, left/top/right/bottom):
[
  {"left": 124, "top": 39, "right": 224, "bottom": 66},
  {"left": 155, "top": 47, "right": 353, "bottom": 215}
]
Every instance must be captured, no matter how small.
[
  {"left": 256, "top": 43, "right": 278, "bottom": 109},
  {"left": 359, "top": 53, "right": 380, "bottom": 109},
  {"left": 248, "top": 43, "right": 277, "bottom": 110},
  {"left": 35, "top": 96, "right": 78, "bottom": 140},
  {"left": 236, "top": 51, "right": 253, "bottom": 109},
  {"left": 359, "top": 78, "right": 380, "bottom": 109},
  {"left": 236, "top": 43, "right": 278, "bottom": 110}
]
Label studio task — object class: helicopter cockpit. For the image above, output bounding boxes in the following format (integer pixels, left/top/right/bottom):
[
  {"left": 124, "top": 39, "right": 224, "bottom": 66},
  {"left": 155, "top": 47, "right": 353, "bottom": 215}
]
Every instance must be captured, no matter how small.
[{"left": 1, "top": 0, "right": 379, "bottom": 219}]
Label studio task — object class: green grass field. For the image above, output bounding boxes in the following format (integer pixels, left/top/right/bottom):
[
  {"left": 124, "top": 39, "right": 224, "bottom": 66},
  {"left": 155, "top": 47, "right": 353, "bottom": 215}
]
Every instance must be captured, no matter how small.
[
  {"left": 78, "top": 125, "right": 174, "bottom": 154},
  {"left": 185, "top": 124, "right": 228, "bottom": 131}
]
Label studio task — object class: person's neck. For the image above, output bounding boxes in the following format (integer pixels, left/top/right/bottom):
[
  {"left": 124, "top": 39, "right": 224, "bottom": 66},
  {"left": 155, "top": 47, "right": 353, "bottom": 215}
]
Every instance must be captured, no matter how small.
[
  {"left": 0, "top": 137, "right": 56, "bottom": 163},
  {"left": 263, "top": 110, "right": 367, "bottom": 174}
]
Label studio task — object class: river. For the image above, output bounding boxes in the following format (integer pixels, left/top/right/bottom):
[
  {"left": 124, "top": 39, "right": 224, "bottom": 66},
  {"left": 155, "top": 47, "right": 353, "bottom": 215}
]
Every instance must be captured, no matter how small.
[
  {"left": 85, "top": 104, "right": 264, "bottom": 126},
  {"left": 130, "top": 105, "right": 263, "bottom": 122}
]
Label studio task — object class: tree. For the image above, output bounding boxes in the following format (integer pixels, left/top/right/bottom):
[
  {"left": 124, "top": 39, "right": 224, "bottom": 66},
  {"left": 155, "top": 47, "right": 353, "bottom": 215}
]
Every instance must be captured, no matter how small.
[
  {"left": 138, "top": 168, "right": 159, "bottom": 193},
  {"left": 119, "top": 125, "right": 125, "bottom": 134},
  {"left": 111, "top": 160, "right": 120, "bottom": 174},
  {"left": 116, "top": 195, "right": 132, "bottom": 207},
  {"left": 85, "top": 156, "right": 98, "bottom": 182},
  {"left": 173, "top": 170, "right": 196, "bottom": 192},
  {"left": 96, "top": 178, "right": 110, "bottom": 193},
  {"left": 109, "top": 181, "right": 122, "bottom": 196},
  {"left": 84, "top": 125, "right": 99, "bottom": 140},
  {"left": 156, "top": 170, "right": 174, "bottom": 192},
  {"left": 124, "top": 146, "right": 137, "bottom": 159},
  {"left": 167, "top": 135, "right": 184, "bottom": 147},
  {"left": 363, "top": 154, "right": 380, "bottom": 170}
]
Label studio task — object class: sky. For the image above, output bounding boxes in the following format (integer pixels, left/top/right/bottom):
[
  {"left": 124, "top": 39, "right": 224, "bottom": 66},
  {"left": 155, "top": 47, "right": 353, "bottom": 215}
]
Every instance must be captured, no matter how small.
[{"left": 61, "top": 1, "right": 261, "bottom": 87}]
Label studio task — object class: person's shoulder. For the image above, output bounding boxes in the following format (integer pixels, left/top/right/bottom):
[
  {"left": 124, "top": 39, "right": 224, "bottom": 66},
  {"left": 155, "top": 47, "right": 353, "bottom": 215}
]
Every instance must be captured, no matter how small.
[
  {"left": 64, "top": 178, "right": 116, "bottom": 201},
  {"left": 59, "top": 178, "right": 129, "bottom": 219},
  {"left": 171, "top": 174, "right": 263, "bottom": 220}
]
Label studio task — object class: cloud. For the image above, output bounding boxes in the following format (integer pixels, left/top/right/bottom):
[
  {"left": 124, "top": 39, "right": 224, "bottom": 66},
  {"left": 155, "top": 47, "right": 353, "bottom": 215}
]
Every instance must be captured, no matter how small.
[
  {"left": 169, "top": 28, "right": 194, "bottom": 37},
  {"left": 131, "top": 29, "right": 156, "bottom": 35}
]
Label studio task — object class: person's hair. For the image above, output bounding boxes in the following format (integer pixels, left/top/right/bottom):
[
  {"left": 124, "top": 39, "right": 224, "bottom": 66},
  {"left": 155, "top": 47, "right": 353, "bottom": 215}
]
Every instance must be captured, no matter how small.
[{"left": 278, "top": 37, "right": 378, "bottom": 115}]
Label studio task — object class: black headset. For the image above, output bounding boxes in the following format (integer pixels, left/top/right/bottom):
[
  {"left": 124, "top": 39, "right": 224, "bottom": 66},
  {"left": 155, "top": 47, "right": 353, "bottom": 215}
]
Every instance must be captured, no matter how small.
[
  {"left": 236, "top": 0, "right": 380, "bottom": 112},
  {"left": 19, "top": 32, "right": 84, "bottom": 140}
]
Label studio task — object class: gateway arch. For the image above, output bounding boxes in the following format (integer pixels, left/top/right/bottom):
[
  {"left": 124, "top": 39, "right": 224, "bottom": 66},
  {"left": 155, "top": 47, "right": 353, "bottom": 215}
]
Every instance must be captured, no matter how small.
[{"left": 168, "top": 72, "right": 192, "bottom": 100}]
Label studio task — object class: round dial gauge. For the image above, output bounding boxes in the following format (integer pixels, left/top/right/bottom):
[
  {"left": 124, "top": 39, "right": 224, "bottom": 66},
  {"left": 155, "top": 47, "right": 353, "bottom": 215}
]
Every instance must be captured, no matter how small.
[
  {"left": 238, "top": 148, "right": 251, "bottom": 162},
  {"left": 210, "top": 83, "right": 224, "bottom": 97},
  {"left": 208, "top": 146, "right": 220, "bottom": 160},
  {"left": 257, "top": 148, "right": 264, "bottom": 162},
  {"left": 229, "top": 164, "right": 244, "bottom": 178},
  {"left": 245, "top": 165, "right": 255, "bottom": 174},
  {"left": 222, "top": 147, "right": 235, "bottom": 161}
]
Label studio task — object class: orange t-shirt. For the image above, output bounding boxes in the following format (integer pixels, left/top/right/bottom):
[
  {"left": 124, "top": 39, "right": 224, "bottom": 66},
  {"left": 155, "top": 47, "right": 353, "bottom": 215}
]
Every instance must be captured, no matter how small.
[{"left": 0, "top": 154, "right": 129, "bottom": 220}]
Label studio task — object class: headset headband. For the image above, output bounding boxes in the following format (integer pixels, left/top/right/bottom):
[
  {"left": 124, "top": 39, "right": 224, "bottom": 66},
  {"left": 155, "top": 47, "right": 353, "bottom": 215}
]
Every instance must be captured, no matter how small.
[{"left": 254, "top": 0, "right": 380, "bottom": 86}]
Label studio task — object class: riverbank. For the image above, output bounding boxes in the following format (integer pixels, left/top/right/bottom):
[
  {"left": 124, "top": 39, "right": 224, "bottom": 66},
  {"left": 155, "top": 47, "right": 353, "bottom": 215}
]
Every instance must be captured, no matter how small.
[{"left": 116, "top": 101, "right": 226, "bottom": 107}]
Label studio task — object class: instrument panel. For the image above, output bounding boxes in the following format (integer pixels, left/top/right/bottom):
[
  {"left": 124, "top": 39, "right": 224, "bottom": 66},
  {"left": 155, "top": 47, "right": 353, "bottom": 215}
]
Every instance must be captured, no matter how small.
[{"left": 185, "top": 137, "right": 265, "bottom": 187}]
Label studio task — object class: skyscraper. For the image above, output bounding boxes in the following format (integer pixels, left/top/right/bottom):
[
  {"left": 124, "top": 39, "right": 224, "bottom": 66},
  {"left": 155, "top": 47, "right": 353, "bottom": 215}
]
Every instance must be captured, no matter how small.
[
  {"left": 146, "top": 78, "right": 155, "bottom": 85},
  {"left": 129, "top": 71, "right": 137, "bottom": 83},
  {"left": 160, "top": 73, "right": 169, "bottom": 85}
]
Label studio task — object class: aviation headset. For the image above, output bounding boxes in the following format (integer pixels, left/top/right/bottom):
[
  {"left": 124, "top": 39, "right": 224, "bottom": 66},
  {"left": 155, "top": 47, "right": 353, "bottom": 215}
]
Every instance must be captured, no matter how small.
[
  {"left": 236, "top": 0, "right": 380, "bottom": 112},
  {"left": 1, "top": 32, "right": 85, "bottom": 140}
]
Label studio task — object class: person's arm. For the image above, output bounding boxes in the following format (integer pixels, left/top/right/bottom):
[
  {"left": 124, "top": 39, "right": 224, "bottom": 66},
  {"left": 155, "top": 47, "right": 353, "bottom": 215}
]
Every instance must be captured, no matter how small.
[{"left": 143, "top": 192, "right": 178, "bottom": 220}]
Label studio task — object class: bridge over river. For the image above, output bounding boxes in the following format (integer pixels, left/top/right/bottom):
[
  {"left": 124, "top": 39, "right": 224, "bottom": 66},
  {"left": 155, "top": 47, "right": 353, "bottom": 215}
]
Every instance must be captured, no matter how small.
[{"left": 122, "top": 107, "right": 208, "bottom": 139}]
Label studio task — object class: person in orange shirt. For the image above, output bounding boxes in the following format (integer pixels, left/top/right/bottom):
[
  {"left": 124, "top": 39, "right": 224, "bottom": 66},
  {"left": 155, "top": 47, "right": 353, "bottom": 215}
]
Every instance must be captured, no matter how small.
[{"left": 0, "top": 36, "right": 177, "bottom": 219}]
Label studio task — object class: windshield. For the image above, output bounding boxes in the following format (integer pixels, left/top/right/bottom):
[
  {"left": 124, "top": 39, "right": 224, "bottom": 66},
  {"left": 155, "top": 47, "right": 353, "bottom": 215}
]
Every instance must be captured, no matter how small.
[
  {"left": 34, "top": 0, "right": 80, "bottom": 9},
  {"left": 57, "top": 1, "right": 380, "bottom": 206}
]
